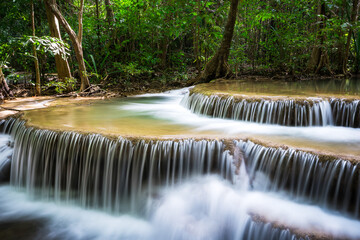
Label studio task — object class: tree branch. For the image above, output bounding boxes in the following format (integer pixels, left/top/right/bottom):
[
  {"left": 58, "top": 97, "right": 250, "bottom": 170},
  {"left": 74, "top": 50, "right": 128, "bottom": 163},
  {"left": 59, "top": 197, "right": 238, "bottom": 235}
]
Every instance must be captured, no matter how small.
[{"left": 46, "top": 0, "right": 79, "bottom": 46}]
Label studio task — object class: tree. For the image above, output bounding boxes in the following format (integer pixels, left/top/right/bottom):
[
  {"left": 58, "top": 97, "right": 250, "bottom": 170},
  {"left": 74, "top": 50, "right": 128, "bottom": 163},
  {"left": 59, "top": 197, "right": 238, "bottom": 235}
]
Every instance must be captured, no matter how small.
[
  {"left": 343, "top": 0, "right": 360, "bottom": 74},
  {"left": 197, "top": 0, "right": 240, "bottom": 83},
  {"left": 0, "top": 35, "right": 70, "bottom": 98},
  {"left": 104, "top": 0, "right": 115, "bottom": 25},
  {"left": 44, "top": 0, "right": 72, "bottom": 81},
  {"left": 307, "top": 1, "right": 333, "bottom": 74},
  {"left": 31, "top": 0, "right": 41, "bottom": 95},
  {"left": 45, "top": 0, "right": 90, "bottom": 91},
  {"left": 0, "top": 67, "right": 14, "bottom": 101}
]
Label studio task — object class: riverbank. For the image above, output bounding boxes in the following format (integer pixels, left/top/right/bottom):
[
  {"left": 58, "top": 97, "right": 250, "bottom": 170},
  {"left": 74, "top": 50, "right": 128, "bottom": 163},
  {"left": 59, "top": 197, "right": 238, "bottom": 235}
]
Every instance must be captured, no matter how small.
[{"left": 5, "top": 71, "right": 358, "bottom": 101}]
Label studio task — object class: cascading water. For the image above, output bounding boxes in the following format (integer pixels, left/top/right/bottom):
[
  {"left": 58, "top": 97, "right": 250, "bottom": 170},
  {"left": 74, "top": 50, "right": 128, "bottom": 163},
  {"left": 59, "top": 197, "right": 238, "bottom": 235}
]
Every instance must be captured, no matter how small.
[
  {"left": 0, "top": 133, "right": 13, "bottom": 182},
  {"left": 241, "top": 219, "right": 309, "bottom": 240},
  {"left": 1, "top": 86, "right": 360, "bottom": 240},
  {"left": 2, "top": 119, "right": 233, "bottom": 214},
  {"left": 332, "top": 99, "right": 360, "bottom": 127},
  {"left": 236, "top": 140, "right": 360, "bottom": 218},
  {"left": 182, "top": 92, "right": 360, "bottom": 127},
  {"left": 0, "top": 118, "right": 322, "bottom": 240}
]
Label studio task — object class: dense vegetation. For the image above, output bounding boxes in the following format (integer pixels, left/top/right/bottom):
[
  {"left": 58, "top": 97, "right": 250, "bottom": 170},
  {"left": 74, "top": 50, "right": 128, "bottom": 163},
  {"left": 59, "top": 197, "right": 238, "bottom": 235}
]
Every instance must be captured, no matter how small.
[{"left": 0, "top": 0, "right": 359, "bottom": 95}]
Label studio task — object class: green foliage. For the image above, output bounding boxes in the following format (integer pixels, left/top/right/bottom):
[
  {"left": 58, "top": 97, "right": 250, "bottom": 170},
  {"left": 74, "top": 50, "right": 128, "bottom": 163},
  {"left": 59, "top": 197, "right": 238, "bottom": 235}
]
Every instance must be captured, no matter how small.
[
  {"left": 79, "top": 0, "right": 228, "bottom": 74},
  {"left": 84, "top": 54, "right": 110, "bottom": 83},
  {"left": 2, "top": 0, "right": 360, "bottom": 85},
  {"left": 0, "top": 35, "right": 70, "bottom": 75},
  {"left": 20, "top": 36, "right": 70, "bottom": 59},
  {"left": 112, "top": 62, "right": 153, "bottom": 80},
  {"left": 0, "top": 43, "right": 11, "bottom": 68},
  {"left": 45, "top": 77, "right": 77, "bottom": 94}
]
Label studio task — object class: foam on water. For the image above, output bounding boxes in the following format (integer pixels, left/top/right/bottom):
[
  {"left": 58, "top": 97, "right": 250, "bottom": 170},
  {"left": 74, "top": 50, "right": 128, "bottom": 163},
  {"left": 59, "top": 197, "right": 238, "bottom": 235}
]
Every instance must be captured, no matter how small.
[
  {"left": 121, "top": 88, "right": 360, "bottom": 143},
  {"left": 2, "top": 88, "right": 360, "bottom": 239},
  {"left": 1, "top": 176, "right": 360, "bottom": 240},
  {"left": 0, "top": 186, "right": 151, "bottom": 240}
]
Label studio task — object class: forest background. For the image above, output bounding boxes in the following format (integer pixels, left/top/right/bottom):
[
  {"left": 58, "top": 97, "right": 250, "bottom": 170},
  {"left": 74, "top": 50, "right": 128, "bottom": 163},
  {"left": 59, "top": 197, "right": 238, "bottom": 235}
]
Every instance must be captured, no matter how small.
[{"left": 0, "top": 0, "right": 359, "bottom": 96}]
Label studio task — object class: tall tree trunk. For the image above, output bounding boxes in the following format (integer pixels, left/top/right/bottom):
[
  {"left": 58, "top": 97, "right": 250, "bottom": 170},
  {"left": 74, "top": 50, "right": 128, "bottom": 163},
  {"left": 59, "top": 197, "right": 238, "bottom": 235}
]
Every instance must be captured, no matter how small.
[
  {"left": 78, "top": 0, "right": 84, "bottom": 43},
  {"left": 307, "top": 1, "right": 333, "bottom": 74},
  {"left": 0, "top": 67, "right": 14, "bottom": 101},
  {"left": 193, "top": 0, "right": 201, "bottom": 72},
  {"left": 160, "top": 39, "right": 169, "bottom": 68},
  {"left": 198, "top": 0, "right": 240, "bottom": 83},
  {"left": 193, "top": 26, "right": 200, "bottom": 71},
  {"left": 95, "top": 0, "right": 101, "bottom": 48},
  {"left": 355, "top": 32, "right": 360, "bottom": 73},
  {"left": 334, "top": 0, "right": 347, "bottom": 73},
  {"left": 31, "top": 1, "right": 41, "bottom": 95},
  {"left": 46, "top": 0, "right": 90, "bottom": 91},
  {"left": 343, "top": 0, "right": 360, "bottom": 74},
  {"left": 104, "top": 0, "right": 115, "bottom": 25},
  {"left": 44, "top": 0, "right": 72, "bottom": 81},
  {"left": 158, "top": 0, "right": 172, "bottom": 69},
  {"left": 104, "top": 0, "right": 118, "bottom": 49}
]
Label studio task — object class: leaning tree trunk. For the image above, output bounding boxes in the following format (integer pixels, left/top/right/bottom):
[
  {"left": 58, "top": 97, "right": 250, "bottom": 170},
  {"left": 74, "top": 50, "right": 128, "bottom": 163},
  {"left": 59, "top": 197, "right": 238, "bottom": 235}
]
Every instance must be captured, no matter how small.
[
  {"left": 343, "top": 0, "right": 360, "bottom": 74},
  {"left": 46, "top": 0, "right": 90, "bottom": 91},
  {"left": 0, "top": 67, "right": 14, "bottom": 101},
  {"left": 44, "top": 0, "right": 72, "bottom": 81},
  {"left": 197, "top": 0, "right": 240, "bottom": 83}
]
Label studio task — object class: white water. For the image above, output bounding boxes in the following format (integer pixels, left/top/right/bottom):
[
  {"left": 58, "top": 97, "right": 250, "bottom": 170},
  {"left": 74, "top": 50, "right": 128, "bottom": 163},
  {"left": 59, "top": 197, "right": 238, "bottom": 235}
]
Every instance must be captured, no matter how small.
[
  {"left": 121, "top": 88, "right": 360, "bottom": 143},
  {"left": 2, "top": 89, "right": 360, "bottom": 239},
  {"left": 0, "top": 134, "right": 12, "bottom": 165},
  {"left": 1, "top": 175, "right": 360, "bottom": 240},
  {"left": 0, "top": 133, "right": 13, "bottom": 181}
]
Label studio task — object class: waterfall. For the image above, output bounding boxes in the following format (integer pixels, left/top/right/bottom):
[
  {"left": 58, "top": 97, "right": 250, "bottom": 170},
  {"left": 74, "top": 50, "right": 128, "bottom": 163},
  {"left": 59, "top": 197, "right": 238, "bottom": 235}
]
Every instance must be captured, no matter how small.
[
  {"left": 331, "top": 99, "right": 360, "bottom": 127},
  {"left": 242, "top": 218, "right": 309, "bottom": 240},
  {"left": 182, "top": 92, "right": 360, "bottom": 127},
  {"left": 2, "top": 118, "right": 360, "bottom": 218},
  {"left": 237, "top": 140, "right": 360, "bottom": 218},
  {"left": 1, "top": 119, "right": 234, "bottom": 214},
  {"left": 0, "top": 133, "right": 13, "bottom": 182},
  {"left": 1, "top": 118, "right": 359, "bottom": 239}
]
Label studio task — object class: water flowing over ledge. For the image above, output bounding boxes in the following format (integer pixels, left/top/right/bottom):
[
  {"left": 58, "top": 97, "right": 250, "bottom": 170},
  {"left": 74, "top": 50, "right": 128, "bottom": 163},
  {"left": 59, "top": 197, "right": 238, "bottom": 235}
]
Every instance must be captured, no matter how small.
[
  {"left": 237, "top": 140, "right": 360, "bottom": 218},
  {"left": 182, "top": 92, "right": 360, "bottom": 127},
  {"left": 1, "top": 117, "right": 360, "bottom": 239},
  {"left": 242, "top": 218, "right": 310, "bottom": 240},
  {"left": 1, "top": 119, "right": 233, "bottom": 214},
  {"left": 2, "top": 118, "right": 359, "bottom": 218}
]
